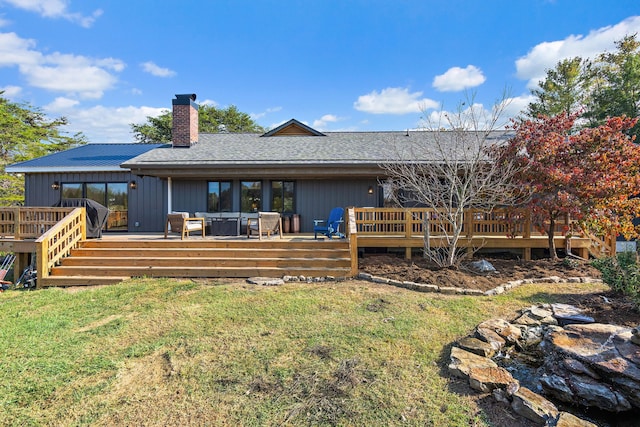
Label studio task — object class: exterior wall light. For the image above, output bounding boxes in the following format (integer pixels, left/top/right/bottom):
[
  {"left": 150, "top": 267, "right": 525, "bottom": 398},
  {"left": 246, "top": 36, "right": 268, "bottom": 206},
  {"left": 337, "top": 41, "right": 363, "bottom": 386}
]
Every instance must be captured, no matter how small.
[
  {"left": 51, "top": 181, "right": 60, "bottom": 190},
  {"left": 368, "top": 186, "right": 374, "bottom": 195},
  {"left": 129, "top": 180, "right": 137, "bottom": 190}
]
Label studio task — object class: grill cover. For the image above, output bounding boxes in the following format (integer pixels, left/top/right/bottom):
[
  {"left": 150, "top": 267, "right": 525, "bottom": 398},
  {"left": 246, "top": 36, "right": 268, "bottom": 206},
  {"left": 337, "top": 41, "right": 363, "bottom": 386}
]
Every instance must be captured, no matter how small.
[{"left": 53, "top": 198, "right": 110, "bottom": 238}]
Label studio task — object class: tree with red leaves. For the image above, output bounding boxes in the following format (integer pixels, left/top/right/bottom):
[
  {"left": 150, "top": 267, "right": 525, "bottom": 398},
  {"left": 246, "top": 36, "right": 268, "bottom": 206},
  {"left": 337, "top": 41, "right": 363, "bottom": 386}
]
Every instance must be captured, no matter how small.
[{"left": 497, "top": 112, "right": 640, "bottom": 258}]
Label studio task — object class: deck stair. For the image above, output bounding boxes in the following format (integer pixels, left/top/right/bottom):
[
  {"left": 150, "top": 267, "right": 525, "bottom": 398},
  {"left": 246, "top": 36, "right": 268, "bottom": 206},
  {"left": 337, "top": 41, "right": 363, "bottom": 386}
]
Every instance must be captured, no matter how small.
[{"left": 40, "top": 238, "right": 353, "bottom": 287}]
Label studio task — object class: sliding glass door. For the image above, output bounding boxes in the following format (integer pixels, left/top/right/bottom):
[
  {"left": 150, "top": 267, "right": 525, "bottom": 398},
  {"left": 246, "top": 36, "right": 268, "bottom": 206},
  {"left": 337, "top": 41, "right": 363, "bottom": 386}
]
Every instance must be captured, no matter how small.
[{"left": 60, "top": 182, "right": 128, "bottom": 231}]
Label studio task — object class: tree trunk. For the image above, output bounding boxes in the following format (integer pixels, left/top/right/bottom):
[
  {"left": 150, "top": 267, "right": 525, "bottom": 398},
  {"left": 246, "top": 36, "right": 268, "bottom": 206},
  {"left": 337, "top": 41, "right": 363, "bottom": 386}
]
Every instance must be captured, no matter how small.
[{"left": 548, "top": 216, "right": 557, "bottom": 259}]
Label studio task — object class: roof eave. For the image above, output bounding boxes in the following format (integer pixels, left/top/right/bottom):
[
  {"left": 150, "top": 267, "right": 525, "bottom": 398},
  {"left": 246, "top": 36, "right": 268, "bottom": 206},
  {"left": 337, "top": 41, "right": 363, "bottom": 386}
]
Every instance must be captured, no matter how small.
[{"left": 5, "top": 165, "right": 130, "bottom": 174}]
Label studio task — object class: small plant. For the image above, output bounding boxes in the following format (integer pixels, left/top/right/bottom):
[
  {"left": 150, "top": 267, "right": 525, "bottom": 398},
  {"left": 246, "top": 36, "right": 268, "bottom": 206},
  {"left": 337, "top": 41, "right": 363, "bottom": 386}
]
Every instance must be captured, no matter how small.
[
  {"left": 561, "top": 257, "right": 579, "bottom": 269},
  {"left": 592, "top": 251, "right": 640, "bottom": 309}
]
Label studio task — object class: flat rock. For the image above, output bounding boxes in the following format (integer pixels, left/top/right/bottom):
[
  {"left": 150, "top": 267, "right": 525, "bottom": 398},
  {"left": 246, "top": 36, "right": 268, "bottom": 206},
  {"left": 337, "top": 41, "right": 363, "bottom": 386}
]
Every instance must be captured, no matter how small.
[
  {"left": 554, "top": 411, "right": 598, "bottom": 427},
  {"left": 477, "top": 318, "right": 522, "bottom": 343},
  {"left": 511, "top": 386, "right": 559, "bottom": 424},
  {"left": 475, "top": 326, "right": 506, "bottom": 350},
  {"left": 551, "top": 303, "right": 595, "bottom": 326},
  {"left": 457, "top": 336, "right": 496, "bottom": 358},
  {"left": 246, "top": 277, "right": 285, "bottom": 286},
  {"left": 448, "top": 346, "right": 497, "bottom": 379},
  {"left": 468, "top": 366, "right": 517, "bottom": 392}
]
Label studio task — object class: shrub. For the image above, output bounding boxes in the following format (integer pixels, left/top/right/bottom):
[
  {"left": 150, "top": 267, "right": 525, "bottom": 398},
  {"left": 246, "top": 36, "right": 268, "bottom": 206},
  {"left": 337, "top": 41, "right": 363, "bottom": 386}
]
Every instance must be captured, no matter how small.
[{"left": 592, "top": 251, "right": 640, "bottom": 308}]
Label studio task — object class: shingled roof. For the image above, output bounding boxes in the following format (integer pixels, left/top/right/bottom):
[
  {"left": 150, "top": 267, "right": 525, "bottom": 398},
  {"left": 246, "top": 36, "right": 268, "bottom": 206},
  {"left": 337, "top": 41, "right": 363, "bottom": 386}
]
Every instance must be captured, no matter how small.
[{"left": 120, "top": 130, "right": 511, "bottom": 178}]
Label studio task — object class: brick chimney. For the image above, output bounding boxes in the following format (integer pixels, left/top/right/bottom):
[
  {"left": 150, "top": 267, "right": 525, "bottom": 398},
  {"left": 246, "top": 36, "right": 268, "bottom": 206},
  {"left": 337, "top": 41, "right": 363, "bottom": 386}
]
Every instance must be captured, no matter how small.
[{"left": 172, "top": 93, "right": 198, "bottom": 147}]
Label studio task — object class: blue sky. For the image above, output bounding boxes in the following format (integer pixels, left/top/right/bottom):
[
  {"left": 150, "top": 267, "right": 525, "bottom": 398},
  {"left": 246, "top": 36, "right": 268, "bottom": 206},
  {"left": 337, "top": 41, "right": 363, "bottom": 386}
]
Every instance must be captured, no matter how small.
[{"left": 1, "top": 0, "right": 639, "bottom": 143}]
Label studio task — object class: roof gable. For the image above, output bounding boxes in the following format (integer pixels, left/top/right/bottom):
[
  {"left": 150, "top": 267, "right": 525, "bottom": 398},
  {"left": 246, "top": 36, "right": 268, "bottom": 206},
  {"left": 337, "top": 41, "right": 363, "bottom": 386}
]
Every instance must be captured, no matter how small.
[{"left": 261, "top": 119, "right": 325, "bottom": 137}]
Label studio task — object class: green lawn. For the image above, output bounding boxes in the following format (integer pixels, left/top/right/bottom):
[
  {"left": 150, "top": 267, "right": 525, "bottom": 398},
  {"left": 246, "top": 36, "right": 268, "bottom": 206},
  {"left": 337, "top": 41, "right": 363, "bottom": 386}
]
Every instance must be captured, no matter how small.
[{"left": 0, "top": 278, "right": 607, "bottom": 426}]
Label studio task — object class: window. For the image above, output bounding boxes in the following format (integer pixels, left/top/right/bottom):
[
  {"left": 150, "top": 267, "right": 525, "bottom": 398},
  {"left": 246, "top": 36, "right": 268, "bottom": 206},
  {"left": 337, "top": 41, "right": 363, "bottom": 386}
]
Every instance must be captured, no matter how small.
[
  {"left": 59, "top": 182, "right": 128, "bottom": 231},
  {"left": 271, "top": 181, "right": 295, "bottom": 213},
  {"left": 61, "top": 183, "right": 82, "bottom": 199},
  {"left": 207, "top": 181, "right": 232, "bottom": 212},
  {"left": 241, "top": 181, "right": 261, "bottom": 212}
]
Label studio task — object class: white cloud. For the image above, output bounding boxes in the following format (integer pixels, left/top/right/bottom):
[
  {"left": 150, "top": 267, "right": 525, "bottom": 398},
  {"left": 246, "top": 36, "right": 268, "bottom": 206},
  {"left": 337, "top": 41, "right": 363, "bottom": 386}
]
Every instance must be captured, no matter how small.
[
  {"left": 516, "top": 15, "right": 640, "bottom": 88},
  {"left": 2, "top": 0, "right": 103, "bottom": 27},
  {"left": 503, "top": 93, "right": 535, "bottom": 120},
  {"left": 0, "top": 31, "right": 125, "bottom": 98},
  {"left": 420, "top": 97, "right": 526, "bottom": 131},
  {"left": 199, "top": 98, "right": 218, "bottom": 107},
  {"left": 354, "top": 87, "right": 439, "bottom": 114},
  {"left": 0, "top": 15, "right": 10, "bottom": 27},
  {"left": 0, "top": 85, "right": 21, "bottom": 98},
  {"left": 0, "top": 32, "right": 40, "bottom": 66},
  {"left": 432, "top": 65, "right": 486, "bottom": 92},
  {"left": 45, "top": 96, "right": 78, "bottom": 110},
  {"left": 313, "top": 114, "right": 343, "bottom": 129},
  {"left": 251, "top": 106, "right": 282, "bottom": 120},
  {"left": 45, "top": 101, "right": 167, "bottom": 143},
  {"left": 141, "top": 61, "right": 176, "bottom": 78}
]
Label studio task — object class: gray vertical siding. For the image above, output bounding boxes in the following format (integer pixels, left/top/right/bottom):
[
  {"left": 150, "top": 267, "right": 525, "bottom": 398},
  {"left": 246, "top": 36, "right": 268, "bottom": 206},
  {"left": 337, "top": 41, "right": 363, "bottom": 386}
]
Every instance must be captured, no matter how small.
[
  {"left": 128, "top": 175, "right": 167, "bottom": 232},
  {"left": 296, "top": 179, "right": 380, "bottom": 232},
  {"left": 25, "top": 174, "right": 382, "bottom": 233}
]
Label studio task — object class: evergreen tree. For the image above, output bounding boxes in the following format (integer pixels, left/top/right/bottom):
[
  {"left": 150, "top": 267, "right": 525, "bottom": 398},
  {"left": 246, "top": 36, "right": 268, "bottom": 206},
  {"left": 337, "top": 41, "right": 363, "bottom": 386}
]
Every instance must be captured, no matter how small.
[{"left": 0, "top": 94, "right": 86, "bottom": 205}]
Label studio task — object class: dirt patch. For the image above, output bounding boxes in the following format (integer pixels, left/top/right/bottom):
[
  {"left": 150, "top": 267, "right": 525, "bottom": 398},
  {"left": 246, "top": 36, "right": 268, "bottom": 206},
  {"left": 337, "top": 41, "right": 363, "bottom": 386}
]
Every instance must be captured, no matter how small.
[
  {"left": 359, "top": 254, "right": 602, "bottom": 292},
  {"left": 359, "top": 254, "right": 638, "bottom": 328}
]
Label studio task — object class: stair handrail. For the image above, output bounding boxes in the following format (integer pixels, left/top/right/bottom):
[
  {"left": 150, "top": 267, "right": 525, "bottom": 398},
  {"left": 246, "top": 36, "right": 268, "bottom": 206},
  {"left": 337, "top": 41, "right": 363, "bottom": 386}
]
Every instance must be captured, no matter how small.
[
  {"left": 579, "top": 226, "right": 616, "bottom": 258},
  {"left": 35, "top": 208, "right": 87, "bottom": 283}
]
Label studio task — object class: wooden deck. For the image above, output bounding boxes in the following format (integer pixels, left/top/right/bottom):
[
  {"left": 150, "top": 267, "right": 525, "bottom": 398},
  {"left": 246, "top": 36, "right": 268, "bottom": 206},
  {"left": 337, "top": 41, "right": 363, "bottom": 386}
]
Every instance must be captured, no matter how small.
[{"left": 0, "top": 207, "right": 616, "bottom": 288}]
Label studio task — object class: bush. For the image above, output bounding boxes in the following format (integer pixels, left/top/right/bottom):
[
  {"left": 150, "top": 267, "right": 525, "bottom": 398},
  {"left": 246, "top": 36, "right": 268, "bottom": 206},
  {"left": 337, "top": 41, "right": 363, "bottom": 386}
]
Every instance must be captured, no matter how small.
[{"left": 592, "top": 251, "right": 640, "bottom": 308}]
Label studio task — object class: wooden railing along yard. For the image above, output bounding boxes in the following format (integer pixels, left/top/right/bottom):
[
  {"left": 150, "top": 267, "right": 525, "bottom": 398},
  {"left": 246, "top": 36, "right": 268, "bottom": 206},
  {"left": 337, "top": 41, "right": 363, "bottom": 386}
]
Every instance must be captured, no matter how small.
[
  {"left": 350, "top": 207, "right": 615, "bottom": 259},
  {"left": 0, "top": 207, "right": 74, "bottom": 239}
]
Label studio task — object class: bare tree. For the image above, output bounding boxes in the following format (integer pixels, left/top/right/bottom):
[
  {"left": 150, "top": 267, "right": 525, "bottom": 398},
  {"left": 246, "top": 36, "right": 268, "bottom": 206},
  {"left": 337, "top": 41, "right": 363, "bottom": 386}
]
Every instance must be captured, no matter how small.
[{"left": 380, "top": 92, "right": 528, "bottom": 268}]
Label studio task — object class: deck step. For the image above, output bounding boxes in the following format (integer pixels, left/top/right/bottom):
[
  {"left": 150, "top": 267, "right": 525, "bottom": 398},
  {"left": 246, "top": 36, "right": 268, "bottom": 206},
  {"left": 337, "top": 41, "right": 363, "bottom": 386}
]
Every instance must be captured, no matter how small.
[
  {"left": 59, "top": 256, "right": 351, "bottom": 268},
  {"left": 44, "top": 238, "right": 355, "bottom": 285},
  {"left": 39, "top": 276, "right": 130, "bottom": 287},
  {"left": 79, "top": 239, "right": 349, "bottom": 250},
  {"left": 50, "top": 266, "right": 352, "bottom": 278},
  {"left": 70, "top": 248, "right": 349, "bottom": 259}
]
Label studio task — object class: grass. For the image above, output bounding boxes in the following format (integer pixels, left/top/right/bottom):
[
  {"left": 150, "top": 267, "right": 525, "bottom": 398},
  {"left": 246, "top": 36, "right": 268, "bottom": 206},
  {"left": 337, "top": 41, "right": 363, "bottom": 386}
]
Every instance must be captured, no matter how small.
[{"left": 0, "top": 278, "right": 607, "bottom": 426}]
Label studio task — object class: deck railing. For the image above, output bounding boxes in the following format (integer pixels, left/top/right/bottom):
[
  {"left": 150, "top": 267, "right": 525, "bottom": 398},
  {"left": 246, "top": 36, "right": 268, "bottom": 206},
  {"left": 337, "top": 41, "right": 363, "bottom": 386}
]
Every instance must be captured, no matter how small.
[
  {"left": 0, "top": 207, "right": 75, "bottom": 239},
  {"left": 35, "top": 208, "right": 86, "bottom": 281},
  {"left": 351, "top": 207, "right": 575, "bottom": 237},
  {"left": 351, "top": 207, "right": 615, "bottom": 257}
]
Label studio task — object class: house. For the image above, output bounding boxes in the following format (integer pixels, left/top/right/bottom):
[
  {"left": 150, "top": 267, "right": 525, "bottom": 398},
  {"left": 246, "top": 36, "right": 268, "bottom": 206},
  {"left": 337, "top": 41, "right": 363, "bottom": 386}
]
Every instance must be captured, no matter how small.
[{"left": 7, "top": 93, "right": 505, "bottom": 234}]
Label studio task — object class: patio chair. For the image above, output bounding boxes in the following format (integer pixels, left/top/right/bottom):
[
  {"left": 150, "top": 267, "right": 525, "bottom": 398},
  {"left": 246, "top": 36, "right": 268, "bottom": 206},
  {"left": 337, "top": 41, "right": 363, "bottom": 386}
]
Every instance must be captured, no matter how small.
[
  {"left": 247, "top": 212, "right": 283, "bottom": 240},
  {"left": 164, "top": 212, "right": 205, "bottom": 240},
  {"left": 313, "top": 207, "right": 345, "bottom": 239}
]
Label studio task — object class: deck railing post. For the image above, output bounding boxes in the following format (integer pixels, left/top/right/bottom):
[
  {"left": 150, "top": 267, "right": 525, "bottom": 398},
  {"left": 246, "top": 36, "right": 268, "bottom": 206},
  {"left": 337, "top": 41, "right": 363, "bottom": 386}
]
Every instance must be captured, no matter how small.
[
  {"left": 80, "top": 207, "right": 87, "bottom": 240},
  {"left": 465, "top": 209, "right": 474, "bottom": 238},
  {"left": 36, "top": 237, "right": 48, "bottom": 286},
  {"left": 405, "top": 209, "right": 412, "bottom": 259},
  {"left": 346, "top": 208, "right": 358, "bottom": 276},
  {"left": 14, "top": 207, "right": 21, "bottom": 240},
  {"left": 523, "top": 210, "right": 531, "bottom": 239}
]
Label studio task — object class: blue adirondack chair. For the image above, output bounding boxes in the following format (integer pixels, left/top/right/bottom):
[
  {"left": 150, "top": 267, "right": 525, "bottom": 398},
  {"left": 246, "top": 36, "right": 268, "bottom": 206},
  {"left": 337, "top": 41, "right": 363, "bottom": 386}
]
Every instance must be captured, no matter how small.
[{"left": 313, "top": 207, "right": 345, "bottom": 239}]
